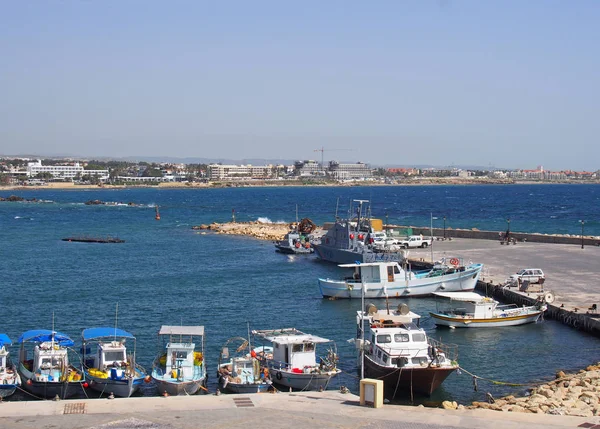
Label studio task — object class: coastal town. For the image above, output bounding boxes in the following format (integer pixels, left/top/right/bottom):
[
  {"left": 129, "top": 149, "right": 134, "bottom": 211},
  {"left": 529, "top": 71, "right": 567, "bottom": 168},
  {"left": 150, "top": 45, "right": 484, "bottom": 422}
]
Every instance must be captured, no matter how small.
[{"left": 0, "top": 157, "right": 599, "bottom": 188}]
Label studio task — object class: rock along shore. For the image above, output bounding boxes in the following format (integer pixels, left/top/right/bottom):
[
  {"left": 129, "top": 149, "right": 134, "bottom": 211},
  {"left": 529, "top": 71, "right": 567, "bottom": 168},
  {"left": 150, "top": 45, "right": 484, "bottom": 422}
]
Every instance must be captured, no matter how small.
[{"left": 192, "top": 221, "right": 322, "bottom": 241}]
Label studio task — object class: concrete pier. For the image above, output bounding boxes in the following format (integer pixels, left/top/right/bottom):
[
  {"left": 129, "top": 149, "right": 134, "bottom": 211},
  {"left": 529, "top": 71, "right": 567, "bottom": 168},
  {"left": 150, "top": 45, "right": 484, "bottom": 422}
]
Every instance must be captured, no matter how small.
[{"left": 406, "top": 237, "right": 600, "bottom": 335}]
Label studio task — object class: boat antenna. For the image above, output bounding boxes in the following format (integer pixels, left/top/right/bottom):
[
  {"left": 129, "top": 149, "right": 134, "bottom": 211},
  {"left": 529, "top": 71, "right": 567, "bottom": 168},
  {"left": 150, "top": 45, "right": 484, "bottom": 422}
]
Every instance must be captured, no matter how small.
[
  {"left": 360, "top": 274, "right": 365, "bottom": 380},
  {"left": 114, "top": 302, "right": 119, "bottom": 341},
  {"left": 295, "top": 204, "right": 299, "bottom": 225},
  {"left": 335, "top": 197, "right": 340, "bottom": 220},
  {"left": 385, "top": 295, "right": 390, "bottom": 315},
  {"left": 247, "top": 321, "right": 251, "bottom": 351}
]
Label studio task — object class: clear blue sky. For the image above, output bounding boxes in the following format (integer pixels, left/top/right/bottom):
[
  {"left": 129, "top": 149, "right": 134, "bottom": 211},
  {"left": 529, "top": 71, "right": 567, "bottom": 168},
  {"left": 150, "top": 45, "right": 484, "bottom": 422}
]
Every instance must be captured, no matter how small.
[{"left": 1, "top": 1, "right": 598, "bottom": 170}]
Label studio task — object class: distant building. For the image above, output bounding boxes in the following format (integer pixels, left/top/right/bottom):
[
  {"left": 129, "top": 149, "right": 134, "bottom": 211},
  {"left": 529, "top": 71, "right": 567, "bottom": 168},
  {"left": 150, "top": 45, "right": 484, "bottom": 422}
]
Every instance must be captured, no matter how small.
[
  {"left": 327, "top": 161, "right": 372, "bottom": 180},
  {"left": 207, "top": 164, "right": 273, "bottom": 180},
  {"left": 25, "top": 160, "right": 109, "bottom": 181},
  {"left": 293, "top": 160, "right": 322, "bottom": 176}
]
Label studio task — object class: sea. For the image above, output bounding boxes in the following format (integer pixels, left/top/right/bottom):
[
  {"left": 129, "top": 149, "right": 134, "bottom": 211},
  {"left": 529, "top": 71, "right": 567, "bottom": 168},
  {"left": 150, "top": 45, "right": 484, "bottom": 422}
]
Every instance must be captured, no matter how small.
[{"left": 1, "top": 183, "right": 600, "bottom": 404}]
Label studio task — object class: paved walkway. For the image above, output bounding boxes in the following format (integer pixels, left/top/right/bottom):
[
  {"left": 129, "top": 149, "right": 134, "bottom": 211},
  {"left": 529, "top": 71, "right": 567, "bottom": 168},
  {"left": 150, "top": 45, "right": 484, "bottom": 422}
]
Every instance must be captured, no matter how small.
[
  {"left": 408, "top": 237, "right": 600, "bottom": 312},
  {"left": 0, "top": 391, "right": 597, "bottom": 428}
]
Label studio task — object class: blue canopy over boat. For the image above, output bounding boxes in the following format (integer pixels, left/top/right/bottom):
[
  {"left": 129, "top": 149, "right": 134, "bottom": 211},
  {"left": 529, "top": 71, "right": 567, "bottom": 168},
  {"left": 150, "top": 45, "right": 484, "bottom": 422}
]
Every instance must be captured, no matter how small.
[
  {"left": 82, "top": 327, "right": 135, "bottom": 341},
  {"left": 17, "top": 330, "right": 74, "bottom": 347},
  {"left": 0, "top": 334, "right": 12, "bottom": 347}
]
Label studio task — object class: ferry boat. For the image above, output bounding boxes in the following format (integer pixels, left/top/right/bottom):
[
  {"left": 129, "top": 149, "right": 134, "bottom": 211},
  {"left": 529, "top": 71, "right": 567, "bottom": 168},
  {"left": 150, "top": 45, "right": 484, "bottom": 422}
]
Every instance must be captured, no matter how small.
[
  {"left": 356, "top": 303, "right": 458, "bottom": 397},
  {"left": 17, "top": 329, "right": 85, "bottom": 399},
  {"left": 312, "top": 199, "right": 403, "bottom": 264},
  {"left": 430, "top": 292, "right": 547, "bottom": 328},
  {"left": 0, "top": 334, "right": 20, "bottom": 398},
  {"left": 151, "top": 325, "right": 207, "bottom": 396},
  {"left": 81, "top": 327, "right": 146, "bottom": 397},
  {"left": 217, "top": 336, "right": 273, "bottom": 394},
  {"left": 318, "top": 258, "right": 483, "bottom": 299},
  {"left": 252, "top": 328, "right": 341, "bottom": 391}
]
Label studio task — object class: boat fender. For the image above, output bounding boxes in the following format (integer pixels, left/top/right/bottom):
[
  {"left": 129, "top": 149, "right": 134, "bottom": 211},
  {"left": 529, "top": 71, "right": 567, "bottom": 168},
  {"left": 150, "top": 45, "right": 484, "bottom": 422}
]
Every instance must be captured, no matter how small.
[
  {"left": 295, "top": 242, "right": 301, "bottom": 248},
  {"left": 276, "top": 371, "right": 282, "bottom": 380}
]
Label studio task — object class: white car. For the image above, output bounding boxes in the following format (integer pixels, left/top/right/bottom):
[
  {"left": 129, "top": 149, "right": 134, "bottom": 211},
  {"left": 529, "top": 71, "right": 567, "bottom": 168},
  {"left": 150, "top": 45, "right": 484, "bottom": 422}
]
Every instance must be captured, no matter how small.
[{"left": 509, "top": 268, "right": 545, "bottom": 285}]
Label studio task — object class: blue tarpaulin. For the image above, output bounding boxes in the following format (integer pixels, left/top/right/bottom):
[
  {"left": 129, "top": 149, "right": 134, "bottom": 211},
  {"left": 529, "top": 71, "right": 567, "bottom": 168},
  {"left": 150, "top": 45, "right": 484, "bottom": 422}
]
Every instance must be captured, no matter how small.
[
  {"left": 17, "top": 330, "right": 74, "bottom": 347},
  {"left": 82, "top": 327, "right": 135, "bottom": 341},
  {"left": 0, "top": 334, "right": 12, "bottom": 347}
]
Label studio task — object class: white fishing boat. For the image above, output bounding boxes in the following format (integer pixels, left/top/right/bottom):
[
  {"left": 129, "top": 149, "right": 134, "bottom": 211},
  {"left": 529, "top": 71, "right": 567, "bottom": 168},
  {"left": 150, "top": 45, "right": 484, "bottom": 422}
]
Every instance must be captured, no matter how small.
[
  {"left": 0, "top": 334, "right": 20, "bottom": 398},
  {"left": 251, "top": 328, "right": 340, "bottom": 391},
  {"left": 17, "top": 329, "right": 85, "bottom": 399},
  {"left": 151, "top": 325, "right": 206, "bottom": 396},
  {"left": 356, "top": 303, "right": 458, "bottom": 397},
  {"left": 217, "top": 336, "right": 273, "bottom": 394},
  {"left": 430, "top": 292, "right": 547, "bottom": 328},
  {"left": 318, "top": 258, "right": 483, "bottom": 299},
  {"left": 81, "top": 327, "right": 146, "bottom": 398}
]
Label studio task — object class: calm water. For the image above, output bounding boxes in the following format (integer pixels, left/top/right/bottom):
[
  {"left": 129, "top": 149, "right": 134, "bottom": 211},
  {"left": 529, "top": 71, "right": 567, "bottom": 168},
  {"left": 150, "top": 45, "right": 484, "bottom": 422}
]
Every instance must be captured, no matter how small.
[{"left": 1, "top": 184, "right": 600, "bottom": 403}]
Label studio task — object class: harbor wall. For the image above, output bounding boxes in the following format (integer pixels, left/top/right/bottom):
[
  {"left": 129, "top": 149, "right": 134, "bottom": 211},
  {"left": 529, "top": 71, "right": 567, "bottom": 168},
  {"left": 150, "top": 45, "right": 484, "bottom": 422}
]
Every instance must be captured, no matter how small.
[{"left": 396, "top": 226, "right": 600, "bottom": 246}]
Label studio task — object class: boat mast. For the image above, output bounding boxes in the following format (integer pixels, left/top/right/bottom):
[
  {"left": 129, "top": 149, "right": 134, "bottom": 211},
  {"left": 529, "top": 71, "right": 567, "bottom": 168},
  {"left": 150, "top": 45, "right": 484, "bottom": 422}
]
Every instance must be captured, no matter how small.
[
  {"left": 114, "top": 302, "right": 118, "bottom": 341},
  {"left": 360, "top": 277, "right": 365, "bottom": 380}
]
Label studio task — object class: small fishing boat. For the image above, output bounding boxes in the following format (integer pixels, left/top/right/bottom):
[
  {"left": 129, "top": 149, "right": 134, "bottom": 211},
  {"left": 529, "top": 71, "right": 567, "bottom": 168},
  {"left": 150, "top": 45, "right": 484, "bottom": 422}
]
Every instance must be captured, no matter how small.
[
  {"left": 356, "top": 303, "right": 458, "bottom": 397},
  {"left": 430, "top": 292, "right": 547, "bottom": 328},
  {"left": 17, "top": 330, "right": 85, "bottom": 399},
  {"left": 151, "top": 325, "right": 206, "bottom": 396},
  {"left": 81, "top": 327, "right": 146, "bottom": 397},
  {"left": 251, "top": 328, "right": 341, "bottom": 391},
  {"left": 0, "top": 334, "right": 21, "bottom": 398},
  {"left": 318, "top": 258, "right": 483, "bottom": 299},
  {"left": 274, "top": 214, "right": 316, "bottom": 255},
  {"left": 217, "top": 336, "right": 273, "bottom": 394}
]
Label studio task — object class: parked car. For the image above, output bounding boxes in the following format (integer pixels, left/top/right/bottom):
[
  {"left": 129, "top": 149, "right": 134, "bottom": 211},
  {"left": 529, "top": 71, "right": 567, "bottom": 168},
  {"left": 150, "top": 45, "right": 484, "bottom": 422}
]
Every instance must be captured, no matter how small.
[{"left": 509, "top": 268, "right": 545, "bottom": 285}]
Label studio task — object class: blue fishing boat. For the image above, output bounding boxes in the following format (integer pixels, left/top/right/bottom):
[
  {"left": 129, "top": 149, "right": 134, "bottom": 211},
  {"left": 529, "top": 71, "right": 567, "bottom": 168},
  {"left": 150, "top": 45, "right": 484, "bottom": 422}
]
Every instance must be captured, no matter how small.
[
  {"left": 0, "top": 334, "right": 20, "bottom": 398},
  {"left": 151, "top": 325, "right": 207, "bottom": 396},
  {"left": 17, "top": 330, "right": 85, "bottom": 399},
  {"left": 81, "top": 327, "right": 146, "bottom": 398}
]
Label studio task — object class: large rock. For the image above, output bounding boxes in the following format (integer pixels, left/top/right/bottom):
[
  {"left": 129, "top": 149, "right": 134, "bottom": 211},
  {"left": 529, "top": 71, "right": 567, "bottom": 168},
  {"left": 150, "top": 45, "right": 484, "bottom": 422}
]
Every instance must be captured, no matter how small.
[{"left": 441, "top": 401, "right": 458, "bottom": 410}]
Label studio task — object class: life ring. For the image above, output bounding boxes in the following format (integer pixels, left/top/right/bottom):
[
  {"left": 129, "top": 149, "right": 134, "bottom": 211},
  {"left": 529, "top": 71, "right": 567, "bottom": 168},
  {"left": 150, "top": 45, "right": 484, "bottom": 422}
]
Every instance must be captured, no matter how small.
[
  {"left": 304, "top": 243, "right": 310, "bottom": 249},
  {"left": 450, "top": 258, "right": 459, "bottom": 266},
  {"left": 276, "top": 371, "right": 282, "bottom": 380},
  {"left": 295, "top": 242, "right": 301, "bottom": 248}
]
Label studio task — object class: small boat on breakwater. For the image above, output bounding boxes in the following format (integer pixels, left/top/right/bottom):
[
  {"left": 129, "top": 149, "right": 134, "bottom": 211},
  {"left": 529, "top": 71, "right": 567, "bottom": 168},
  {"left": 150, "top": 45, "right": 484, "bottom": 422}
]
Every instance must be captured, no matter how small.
[
  {"left": 62, "top": 236, "right": 125, "bottom": 243},
  {"left": 430, "top": 292, "right": 547, "bottom": 328}
]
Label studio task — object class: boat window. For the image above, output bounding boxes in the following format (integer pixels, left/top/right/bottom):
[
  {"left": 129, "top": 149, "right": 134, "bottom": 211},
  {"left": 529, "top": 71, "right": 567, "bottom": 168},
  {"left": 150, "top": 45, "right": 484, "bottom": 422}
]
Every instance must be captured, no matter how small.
[
  {"left": 394, "top": 333, "right": 409, "bottom": 342},
  {"left": 377, "top": 350, "right": 382, "bottom": 358},
  {"left": 394, "top": 265, "right": 400, "bottom": 274},
  {"left": 412, "top": 357, "right": 428, "bottom": 365},
  {"left": 412, "top": 333, "right": 426, "bottom": 343},
  {"left": 376, "top": 334, "right": 392, "bottom": 343},
  {"left": 382, "top": 354, "right": 388, "bottom": 363},
  {"left": 304, "top": 342, "right": 315, "bottom": 352},
  {"left": 172, "top": 351, "right": 188, "bottom": 360},
  {"left": 105, "top": 351, "right": 126, "bottom": 362},
  {"left": 292, "top": 344, "right": 303, "bottom": 353},
  {"left": 41, "top": 357, "right": 63, "bottom": 369}
]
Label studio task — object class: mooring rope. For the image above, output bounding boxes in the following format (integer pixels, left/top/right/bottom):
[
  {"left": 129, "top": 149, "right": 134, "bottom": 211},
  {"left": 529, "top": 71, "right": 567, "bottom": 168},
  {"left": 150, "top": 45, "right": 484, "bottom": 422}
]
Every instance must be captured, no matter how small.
[{"left": 459, "top": 366, "right": 528, "bottom": 387}]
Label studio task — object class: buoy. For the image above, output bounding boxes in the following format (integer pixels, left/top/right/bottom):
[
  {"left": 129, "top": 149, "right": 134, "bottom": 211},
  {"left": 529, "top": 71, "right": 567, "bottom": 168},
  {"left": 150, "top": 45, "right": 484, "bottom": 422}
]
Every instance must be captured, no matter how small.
[
  {"left": 155, "top": 206, "right": 161, "bottom": 220},
  {"left": 82, "top": 382, "right": 89, "bottom": 388},
  {"left": 144, "top": 375, "right": 151, "bottom": 383}
]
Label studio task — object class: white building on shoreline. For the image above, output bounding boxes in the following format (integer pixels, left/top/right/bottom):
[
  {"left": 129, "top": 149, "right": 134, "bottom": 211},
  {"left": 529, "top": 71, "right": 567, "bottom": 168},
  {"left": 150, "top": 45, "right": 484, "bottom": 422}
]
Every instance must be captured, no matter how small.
[
  {"left": 207, "top": 164, "right": 273, "bottom": 180},
  {"left": 26, "top": 160, "right": 109, "bottom": 180}
]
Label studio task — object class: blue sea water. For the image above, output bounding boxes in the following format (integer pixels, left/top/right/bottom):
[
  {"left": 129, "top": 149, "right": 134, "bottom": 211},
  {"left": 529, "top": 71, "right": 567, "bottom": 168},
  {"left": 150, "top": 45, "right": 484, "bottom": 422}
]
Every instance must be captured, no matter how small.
[{"left": 1, "top": 184, "right": 600, "bottom": 404}]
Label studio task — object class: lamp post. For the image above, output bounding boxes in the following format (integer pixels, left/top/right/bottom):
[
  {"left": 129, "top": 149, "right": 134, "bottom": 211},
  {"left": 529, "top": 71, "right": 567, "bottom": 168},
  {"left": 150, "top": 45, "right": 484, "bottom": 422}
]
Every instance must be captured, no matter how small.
[
  {"left": 580, "top": 220, "right": 585, "bottom": 249},
  {"left": 430, "top": 213, "right": 437, "bottom": 263},
  {"left": 443, "top": 216, "right": 446, "bottom": 239}
]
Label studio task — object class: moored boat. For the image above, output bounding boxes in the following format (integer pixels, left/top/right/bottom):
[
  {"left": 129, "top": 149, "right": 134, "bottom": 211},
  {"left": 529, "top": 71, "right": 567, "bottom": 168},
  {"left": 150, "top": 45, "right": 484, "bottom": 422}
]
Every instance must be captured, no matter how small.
[
  {"left": 81, "top": 327, "right": 146, "bottom": 397},
  {"left": 217, "top": 336, "right": 273, "bottom": 394},
  {"left": 430, "top": 292, "right": 547, "bottom": 328},
  {"left": 318, "top": 258, "right": 483, "bottom": 299},
  {"left": 17, "top": 330, "right": 85, "bottom": 399},
  {"left": 312, "top": 199, "right": 404, "bottom": 264},
  {"left": 0, "top": 334, "right": 20, "bottom": 398},
  {"left": 151, "top": 325, "right": 206, "bottom": 396},
  {"left": 251, "top": 328, "right": 341, "bottom": 391},
  {"left": 274, "top": 217, "right": 316, "bottom": 255},
  {"left": 356, "top": 303, "right": 458, "bottom": 397}
]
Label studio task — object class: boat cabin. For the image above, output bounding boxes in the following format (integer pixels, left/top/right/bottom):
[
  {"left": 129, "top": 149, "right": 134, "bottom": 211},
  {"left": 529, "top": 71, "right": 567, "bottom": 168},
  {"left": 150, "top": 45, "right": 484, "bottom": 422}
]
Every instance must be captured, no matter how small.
[
  {"left": 341, "top": 262, "right": 404, "bottom": 283},
  {"left": 0, "top": 346, "right": 8, "bottom": 372},
  {"left": 33, "top": 342, "right": 68, "bottom": 382},
  {"left": 433, "top": 292, "right": 497, "bottom": 318},
  {"left": 230, "top": 355, "right": 258, "bottom": 383},
  {"left": 165, "top": 342, "right": 195, "bottom": 380}
]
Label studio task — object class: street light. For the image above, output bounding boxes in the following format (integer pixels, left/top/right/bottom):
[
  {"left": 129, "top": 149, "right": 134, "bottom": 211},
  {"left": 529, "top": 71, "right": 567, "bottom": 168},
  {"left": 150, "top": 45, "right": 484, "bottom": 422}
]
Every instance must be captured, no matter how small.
[
  {"left": 443, "top": 216, "right": 446, "bottom": 239},
  {"left": 580, "top": 220, "right": 585, "bottom": 249}
]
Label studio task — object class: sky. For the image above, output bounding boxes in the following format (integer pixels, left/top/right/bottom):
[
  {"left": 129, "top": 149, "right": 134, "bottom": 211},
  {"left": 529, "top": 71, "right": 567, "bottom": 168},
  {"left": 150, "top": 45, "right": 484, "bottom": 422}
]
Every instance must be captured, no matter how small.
[{"left": 1, "top": 1, "right": 598, "bottom": 170}]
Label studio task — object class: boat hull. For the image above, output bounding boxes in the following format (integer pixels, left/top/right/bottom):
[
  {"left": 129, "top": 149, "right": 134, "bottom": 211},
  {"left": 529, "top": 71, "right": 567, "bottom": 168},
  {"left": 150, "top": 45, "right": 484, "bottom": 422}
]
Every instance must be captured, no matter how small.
[
  {"left": 0, "top": 385, "right": 18, "bottom": 398},
  {"left": 363, "top": 356, "right": 456, "bottom": 397},
  {"left": 275, "top": 244, "right": 313, "bottom": 254},
  {"left": 430, "top": 311, "right": 544, "bottom": 328},
  {"left": 319, "top": 265, "right": 482, "bottom": 298},
  {"left": 85, "top": 372, "right": 144, "bottom": 398},
  {"left": 268, "top": 367, "right": 340, "bottom": 391},
  {"left": 313, "top": 245, "right": 401, "bottom": 265},
  {"left": 219, "top": 379, "right": 272, "bottom": 394},
  {"left": 152, "top": 376, "right": 206, "bottom": 396}
]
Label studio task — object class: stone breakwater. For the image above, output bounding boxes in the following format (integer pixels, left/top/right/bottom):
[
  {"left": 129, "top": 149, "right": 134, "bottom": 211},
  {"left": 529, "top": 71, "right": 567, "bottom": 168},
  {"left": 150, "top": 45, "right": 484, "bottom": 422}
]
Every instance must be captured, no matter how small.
[
  {"left": 466, "top": 364, "right": 600, "bottom": 417},
  {"left": 193, "top": 221, "right": 321, "bottom": 241}
]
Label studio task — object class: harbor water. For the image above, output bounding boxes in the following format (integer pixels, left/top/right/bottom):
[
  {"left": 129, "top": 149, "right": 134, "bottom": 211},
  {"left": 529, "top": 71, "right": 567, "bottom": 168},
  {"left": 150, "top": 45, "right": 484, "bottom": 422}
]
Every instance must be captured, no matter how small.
[{"left": 1, "top": 184, "right": 600, "bottom": 404}]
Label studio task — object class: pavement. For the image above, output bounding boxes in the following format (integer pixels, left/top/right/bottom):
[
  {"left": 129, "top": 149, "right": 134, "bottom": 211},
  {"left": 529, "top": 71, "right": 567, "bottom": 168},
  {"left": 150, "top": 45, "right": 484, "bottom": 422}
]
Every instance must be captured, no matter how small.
[
  {"left": 2, "top": 237, "right": 600, "bottom": 428},
  {"left": 0, "top": 390, "right": 598, "bottom": 429}
]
